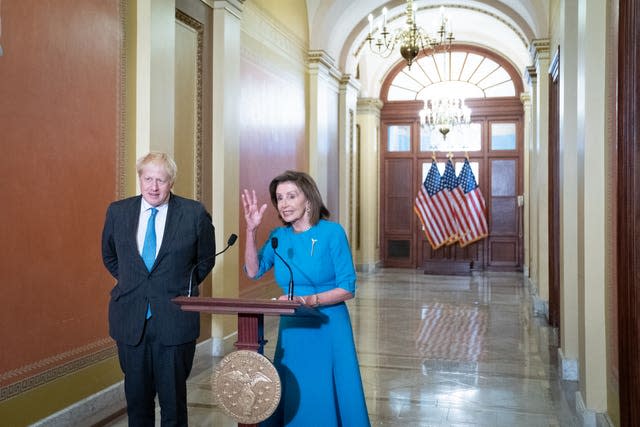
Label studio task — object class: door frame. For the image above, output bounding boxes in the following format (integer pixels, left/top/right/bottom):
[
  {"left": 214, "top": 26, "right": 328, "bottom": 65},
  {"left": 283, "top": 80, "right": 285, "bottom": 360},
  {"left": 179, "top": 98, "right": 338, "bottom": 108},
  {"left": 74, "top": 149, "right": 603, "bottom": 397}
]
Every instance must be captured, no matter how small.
[{"left": 379, "top": 98, "right": 524, "bottom": 270}]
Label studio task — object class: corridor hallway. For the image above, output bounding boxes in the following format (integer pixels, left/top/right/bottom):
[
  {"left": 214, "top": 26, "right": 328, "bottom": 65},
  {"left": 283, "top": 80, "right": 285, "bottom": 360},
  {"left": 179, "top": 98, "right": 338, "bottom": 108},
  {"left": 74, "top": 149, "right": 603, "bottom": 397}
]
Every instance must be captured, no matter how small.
[{"left": 104, "top": 269, "right": 578, "bottom": 426}]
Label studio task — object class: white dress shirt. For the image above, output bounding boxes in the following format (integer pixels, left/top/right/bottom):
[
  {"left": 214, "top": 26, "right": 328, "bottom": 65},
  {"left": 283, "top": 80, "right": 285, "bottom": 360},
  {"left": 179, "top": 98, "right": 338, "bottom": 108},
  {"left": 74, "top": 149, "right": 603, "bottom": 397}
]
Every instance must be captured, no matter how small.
[{"left": 137, "top": 199, "right": 168, "bottom": 257}]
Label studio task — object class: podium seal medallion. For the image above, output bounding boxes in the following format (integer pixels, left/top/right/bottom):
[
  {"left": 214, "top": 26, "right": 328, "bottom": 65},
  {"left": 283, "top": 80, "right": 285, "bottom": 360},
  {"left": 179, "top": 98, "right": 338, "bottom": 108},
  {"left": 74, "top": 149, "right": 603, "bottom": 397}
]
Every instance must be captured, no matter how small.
[{"left": 212, "top": 350, "right": 281, "bottom": 424}]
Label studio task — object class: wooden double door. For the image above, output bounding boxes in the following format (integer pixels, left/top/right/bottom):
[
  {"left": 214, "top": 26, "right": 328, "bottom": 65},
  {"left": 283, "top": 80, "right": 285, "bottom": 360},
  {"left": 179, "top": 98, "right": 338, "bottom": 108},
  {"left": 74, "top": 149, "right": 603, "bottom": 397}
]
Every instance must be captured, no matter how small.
[{"left": 380, "top": 98, "right": 524, "bottom": 272}]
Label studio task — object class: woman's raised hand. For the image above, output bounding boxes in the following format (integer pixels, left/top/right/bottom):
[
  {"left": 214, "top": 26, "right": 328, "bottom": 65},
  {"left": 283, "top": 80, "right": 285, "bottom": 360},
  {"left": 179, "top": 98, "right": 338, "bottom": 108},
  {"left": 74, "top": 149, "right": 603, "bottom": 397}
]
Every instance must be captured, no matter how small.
[{"left": 241, "top": 189, "right": 268, "bottom": 232}]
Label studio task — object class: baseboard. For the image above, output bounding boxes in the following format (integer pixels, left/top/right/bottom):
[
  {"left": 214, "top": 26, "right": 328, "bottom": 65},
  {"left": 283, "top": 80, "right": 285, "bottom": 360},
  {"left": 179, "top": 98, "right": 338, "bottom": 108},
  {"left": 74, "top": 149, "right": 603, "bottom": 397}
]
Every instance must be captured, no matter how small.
[
  {"left": 31, "top": 382, "right": 126, "bottom": 427},
  {"left": 217, "top": 332, "right": 239, "bottom": 356},
  {"left": 30, "top": 339, "right": 220, "bottom": 426},
  {"left": 525, "top": 277, "right": 548, "bottom": 318},
  {"left": 211, "top": 336, "right": 225, "bottom": 356},
  {"left": 558, "top": 348, "right": 579, "bottom": 381},
  {"left": 596, "top": 413, "right": 615, "bottom": 427},
  {"left": 532, "top": 295, "right": 548, "bottom": 318},
  {"left": 422, "top": 259, "right": 472, "bottom": 276},
  {"left": 356, "top": 262, "right": 378, "bottom": 273},
  {"left": 576, "top": 391, "right": 597, "bottom": 427},
  {"left": 575, "top": 390, "right": 614, "bottom": 427}
]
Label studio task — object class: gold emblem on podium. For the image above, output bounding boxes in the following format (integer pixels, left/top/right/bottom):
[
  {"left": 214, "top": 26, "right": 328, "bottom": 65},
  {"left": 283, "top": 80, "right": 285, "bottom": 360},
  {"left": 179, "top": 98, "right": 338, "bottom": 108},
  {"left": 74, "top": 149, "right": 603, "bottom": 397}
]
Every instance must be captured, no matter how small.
[{"left": 212, "top": 350, "right": 281, "bottom": 424}]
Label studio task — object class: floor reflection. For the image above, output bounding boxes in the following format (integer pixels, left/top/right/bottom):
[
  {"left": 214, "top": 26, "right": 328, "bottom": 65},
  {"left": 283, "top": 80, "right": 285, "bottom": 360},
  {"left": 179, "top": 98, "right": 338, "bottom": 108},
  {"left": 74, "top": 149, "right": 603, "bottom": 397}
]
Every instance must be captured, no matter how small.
[{"left": 104, "top": 269, "right": 578, "bottom": 427}]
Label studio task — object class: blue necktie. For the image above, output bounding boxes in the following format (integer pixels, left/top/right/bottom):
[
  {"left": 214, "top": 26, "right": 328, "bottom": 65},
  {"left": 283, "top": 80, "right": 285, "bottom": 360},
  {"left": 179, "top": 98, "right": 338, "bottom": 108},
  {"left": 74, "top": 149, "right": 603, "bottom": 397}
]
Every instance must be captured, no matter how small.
[{"left": 141, "top": 207, "right": 158, "bottom": 319}]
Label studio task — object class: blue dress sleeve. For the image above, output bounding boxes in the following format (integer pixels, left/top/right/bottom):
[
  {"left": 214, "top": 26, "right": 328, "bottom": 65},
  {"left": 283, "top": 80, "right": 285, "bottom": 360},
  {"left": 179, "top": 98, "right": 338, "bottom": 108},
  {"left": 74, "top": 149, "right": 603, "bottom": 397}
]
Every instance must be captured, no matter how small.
[
  {"left": 328, "top": 223, "right": 357, "bottom": 294},
  {"left": 251, "top": 230, "right": 277, "bottom": 280}
]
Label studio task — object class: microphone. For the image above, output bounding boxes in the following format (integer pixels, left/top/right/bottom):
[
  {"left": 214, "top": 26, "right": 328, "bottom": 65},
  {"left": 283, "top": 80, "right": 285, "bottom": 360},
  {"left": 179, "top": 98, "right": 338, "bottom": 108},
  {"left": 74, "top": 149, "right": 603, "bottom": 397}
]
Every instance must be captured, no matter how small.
[
  {"left": 271, "top": 237, "right": 294, "bottom": 301},
  {"left": 187, "top": 233, "right": 238, "bottom": 297}
]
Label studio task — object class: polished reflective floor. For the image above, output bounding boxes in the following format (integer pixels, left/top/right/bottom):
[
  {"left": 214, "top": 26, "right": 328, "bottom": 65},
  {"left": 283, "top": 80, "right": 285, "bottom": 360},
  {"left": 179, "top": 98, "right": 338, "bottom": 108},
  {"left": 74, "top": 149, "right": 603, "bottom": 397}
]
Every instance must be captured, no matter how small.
[{"left": 105, "top": 269, "right": 578, "bottom": 426}]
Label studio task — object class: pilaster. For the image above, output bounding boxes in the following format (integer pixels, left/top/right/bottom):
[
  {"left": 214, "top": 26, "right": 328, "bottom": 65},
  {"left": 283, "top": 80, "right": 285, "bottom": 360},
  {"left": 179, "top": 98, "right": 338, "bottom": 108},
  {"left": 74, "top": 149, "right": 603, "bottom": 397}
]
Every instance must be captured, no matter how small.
[
  {"left": 520, "top": 91, "right": 531, "bottom": 280},
  {"left": 308, "top": 50, "right": 341, "bottom": 216},
  {"left": 209, "top": 0, "right": 243, "bottom": 355},
  {"left": 557, "top": 0, "right": 581, "bottom": 377},
  {"left": 577, "top": 0, "right": 608, "bottom": 412},
  {"left": 530, "top": 39, "right": 550, "bottom": 310},
  {"left": 338, "top": 75, "right": 361, "bottom": 246},
  {"left": 355, "top": 98, "right": 383, "bottom": 272}
]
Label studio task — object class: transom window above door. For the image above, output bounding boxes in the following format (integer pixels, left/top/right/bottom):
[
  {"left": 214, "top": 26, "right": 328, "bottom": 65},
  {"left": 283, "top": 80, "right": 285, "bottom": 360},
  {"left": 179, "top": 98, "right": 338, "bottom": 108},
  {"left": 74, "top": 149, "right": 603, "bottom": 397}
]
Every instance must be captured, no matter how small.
[{"left": 387, "top": 51, "right": 516, "bottom": 101}]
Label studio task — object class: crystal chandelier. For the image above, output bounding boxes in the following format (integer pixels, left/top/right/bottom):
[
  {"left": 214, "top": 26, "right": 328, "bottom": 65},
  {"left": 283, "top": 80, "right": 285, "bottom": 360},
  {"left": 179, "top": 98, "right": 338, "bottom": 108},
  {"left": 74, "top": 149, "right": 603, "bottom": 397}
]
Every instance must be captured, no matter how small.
[
  {"left": 419, "top": 98, "right": 471, "bottom": 141},
  {"left": 366, "top": 1, "right": 454, "bottom": 68}
]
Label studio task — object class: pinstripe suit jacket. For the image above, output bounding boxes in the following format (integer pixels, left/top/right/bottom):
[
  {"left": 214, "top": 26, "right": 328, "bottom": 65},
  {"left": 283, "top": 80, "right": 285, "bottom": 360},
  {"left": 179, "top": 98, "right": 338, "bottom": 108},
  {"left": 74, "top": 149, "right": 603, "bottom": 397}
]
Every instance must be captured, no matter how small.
[{"left": 101, "top": 193, "right": 216, "bottom": 346}]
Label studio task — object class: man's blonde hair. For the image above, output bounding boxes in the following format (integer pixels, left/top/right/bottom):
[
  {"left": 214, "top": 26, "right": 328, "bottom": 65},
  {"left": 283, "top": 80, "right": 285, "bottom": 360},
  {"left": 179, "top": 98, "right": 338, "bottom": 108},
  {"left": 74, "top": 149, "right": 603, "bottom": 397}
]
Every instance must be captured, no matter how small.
[{"left": 136, "top": 152, "right": 177, "bottom": 184}]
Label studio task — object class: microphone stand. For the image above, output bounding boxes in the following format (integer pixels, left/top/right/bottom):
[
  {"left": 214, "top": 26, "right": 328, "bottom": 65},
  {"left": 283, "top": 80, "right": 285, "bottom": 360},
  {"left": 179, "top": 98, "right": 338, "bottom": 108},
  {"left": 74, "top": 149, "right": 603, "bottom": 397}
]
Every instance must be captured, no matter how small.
[
  {"left": 271, "top": 237, "right": 294, "bottom": 301},
  {"left": 187, "top": 233, "right": 237, "bottom": 297}
]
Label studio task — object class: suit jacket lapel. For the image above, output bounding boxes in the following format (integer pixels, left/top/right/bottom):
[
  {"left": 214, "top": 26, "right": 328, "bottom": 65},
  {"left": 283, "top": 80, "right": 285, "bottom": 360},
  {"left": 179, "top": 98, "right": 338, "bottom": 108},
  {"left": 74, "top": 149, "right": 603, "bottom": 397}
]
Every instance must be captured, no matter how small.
[
  {"left": 127, "top": 196, "right": 148, "bottom": 271},
  {"left": 154, "top": 193, "right": 181, "bottom": 266}
]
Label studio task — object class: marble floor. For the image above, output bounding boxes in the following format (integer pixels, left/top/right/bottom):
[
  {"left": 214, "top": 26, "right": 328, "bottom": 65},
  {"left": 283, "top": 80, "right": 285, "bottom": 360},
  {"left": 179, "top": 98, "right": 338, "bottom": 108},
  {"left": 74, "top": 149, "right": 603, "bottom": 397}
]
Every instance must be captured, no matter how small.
[{"left": 103, "top": 268, "right": 578, "bottom": 426}]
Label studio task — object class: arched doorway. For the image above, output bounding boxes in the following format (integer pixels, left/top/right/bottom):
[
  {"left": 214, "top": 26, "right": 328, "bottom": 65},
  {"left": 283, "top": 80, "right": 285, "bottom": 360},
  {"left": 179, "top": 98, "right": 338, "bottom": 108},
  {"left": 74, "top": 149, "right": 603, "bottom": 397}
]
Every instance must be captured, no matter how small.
[{"left": 379, "top": 45, "right": 524, "bottom": 273}]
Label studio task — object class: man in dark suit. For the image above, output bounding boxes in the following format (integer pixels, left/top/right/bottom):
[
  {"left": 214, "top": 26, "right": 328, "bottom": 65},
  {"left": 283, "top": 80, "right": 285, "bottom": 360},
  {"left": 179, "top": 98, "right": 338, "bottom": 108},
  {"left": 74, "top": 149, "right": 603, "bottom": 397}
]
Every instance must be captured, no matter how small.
[{"left": 102, "top": 152, "right": 216, "bottom": 426}]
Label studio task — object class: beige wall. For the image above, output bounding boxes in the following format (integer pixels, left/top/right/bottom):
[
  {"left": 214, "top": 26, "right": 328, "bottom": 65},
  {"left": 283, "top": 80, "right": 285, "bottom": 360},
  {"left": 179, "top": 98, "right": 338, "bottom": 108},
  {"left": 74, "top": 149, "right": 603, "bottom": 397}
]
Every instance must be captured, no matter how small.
[
  {"left": 251, "top": 0, "right": 308, "bottom": 44},
  {"left": 237, "top": 1, "right": 309, "bottom": 299}
]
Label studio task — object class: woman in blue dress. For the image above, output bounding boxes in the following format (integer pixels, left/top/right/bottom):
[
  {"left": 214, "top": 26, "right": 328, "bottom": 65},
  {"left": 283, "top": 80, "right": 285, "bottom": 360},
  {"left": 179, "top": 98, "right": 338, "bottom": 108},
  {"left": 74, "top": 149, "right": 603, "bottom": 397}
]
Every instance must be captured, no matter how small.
[{"left": 241, "top": 170, "right": 370, "bottom": 427}]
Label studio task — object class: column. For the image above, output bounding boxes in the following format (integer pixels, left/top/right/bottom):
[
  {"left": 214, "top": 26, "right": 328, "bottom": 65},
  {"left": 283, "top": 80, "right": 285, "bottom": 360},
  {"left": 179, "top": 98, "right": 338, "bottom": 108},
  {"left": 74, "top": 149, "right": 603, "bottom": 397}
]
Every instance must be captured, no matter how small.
[
  {"left": 131, "top": 0, "right": 176, "bottom": 191},
  {"left": 524, "top": 66, "right": 539, "bottom": 292},
  {"left": 308, "top": 50, "right": 341, "bottom": 215},
  {"left": 577, "top": 0, "right": 608, "bottom": 414},
  {"left": 530, "top": 39, "right": 550, "bottom": 313},
  {"left": 557, "top": 0, "right": 581, "bottom": 382},
  {"left": 355, "top": 98, "right": 382, "bottom": 272},
  {"left": 338, "top": 74, "right": 361, "bottom": 245},
  {"left": 520, "top": 92, "right": 531, "bottom": 279},
  {"left": 209, "top": 0, "right": 242, "bottom": 356}
]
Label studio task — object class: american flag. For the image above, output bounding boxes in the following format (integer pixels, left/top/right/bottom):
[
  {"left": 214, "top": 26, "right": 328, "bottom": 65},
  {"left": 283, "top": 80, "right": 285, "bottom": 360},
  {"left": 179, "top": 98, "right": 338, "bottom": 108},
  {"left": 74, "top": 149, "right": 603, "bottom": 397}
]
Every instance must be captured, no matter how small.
[
  {"left": 414, "top": 160, "right": 453, "bottom": 249},
  {"left": 439, "top": 159, "right": 460, "bottom": 244},
  {"left": 451, "top": 158, "right": 489, "bottom": 246}
]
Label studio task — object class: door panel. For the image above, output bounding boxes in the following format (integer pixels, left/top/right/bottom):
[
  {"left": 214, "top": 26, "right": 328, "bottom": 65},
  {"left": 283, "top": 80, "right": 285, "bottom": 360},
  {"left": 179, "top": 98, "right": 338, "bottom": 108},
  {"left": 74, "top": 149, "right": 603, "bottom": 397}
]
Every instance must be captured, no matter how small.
[
  {"left": 415, "top": 158, "right": 485, "bottom": 271},
  {"left": 489, "top": 238, "right": 518, "bottom": 264},
  {"left": 382, "top": 158, "right": 414, "bottom": 267},
  {"left": 488, "top": 158, "right": 520, "bottom": 268},
  {"left": 490, "top": 198, "right": 517, "bottom": 233},
  {"left": 384, "top": 158, "right": 413, "bottom": 233}
]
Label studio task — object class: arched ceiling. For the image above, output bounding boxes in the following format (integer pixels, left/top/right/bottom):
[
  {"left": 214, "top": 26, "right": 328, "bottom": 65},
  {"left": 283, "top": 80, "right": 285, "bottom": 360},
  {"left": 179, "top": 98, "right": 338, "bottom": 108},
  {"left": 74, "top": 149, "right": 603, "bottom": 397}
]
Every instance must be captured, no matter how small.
[{"left": 304, "top": 0, "right": 549, "bottom": 97}]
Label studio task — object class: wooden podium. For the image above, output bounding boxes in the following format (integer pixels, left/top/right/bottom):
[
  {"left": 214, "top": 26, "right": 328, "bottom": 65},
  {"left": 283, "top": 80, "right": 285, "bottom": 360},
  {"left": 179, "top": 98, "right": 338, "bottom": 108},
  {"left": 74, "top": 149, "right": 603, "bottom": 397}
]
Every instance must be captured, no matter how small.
[
  {"left": 172, "top": 296, "right": 322, "bottom": 426},
  {"left": 173, "top": 296, "right": 321, "bottom": 353}
]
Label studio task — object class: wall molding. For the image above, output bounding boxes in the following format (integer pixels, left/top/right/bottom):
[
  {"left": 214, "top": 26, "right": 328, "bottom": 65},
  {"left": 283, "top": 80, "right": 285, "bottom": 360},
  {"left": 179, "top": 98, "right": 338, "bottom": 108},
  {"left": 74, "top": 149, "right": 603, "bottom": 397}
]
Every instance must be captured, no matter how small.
[
  {"left": 175, "top": 8, "right": 204, "bottom": 201},
  {"left": 0, "top": 341, "right": 116, "bottom": 402},
  {"left": 28, "top": 339, "right": 217, "bottom": 425},
  {"left": 241, "top": 2, "right": 306, "bottom": 73}
]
